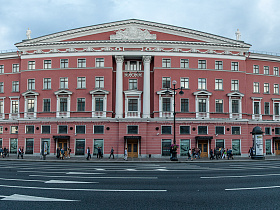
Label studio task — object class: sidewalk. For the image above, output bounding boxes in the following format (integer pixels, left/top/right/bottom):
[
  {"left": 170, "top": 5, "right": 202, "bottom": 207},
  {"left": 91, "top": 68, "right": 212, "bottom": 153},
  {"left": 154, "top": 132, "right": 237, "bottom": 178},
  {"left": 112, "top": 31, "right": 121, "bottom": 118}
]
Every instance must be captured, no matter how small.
[{"left": 1, "top": 154, "right": 280, "bottom": 163}]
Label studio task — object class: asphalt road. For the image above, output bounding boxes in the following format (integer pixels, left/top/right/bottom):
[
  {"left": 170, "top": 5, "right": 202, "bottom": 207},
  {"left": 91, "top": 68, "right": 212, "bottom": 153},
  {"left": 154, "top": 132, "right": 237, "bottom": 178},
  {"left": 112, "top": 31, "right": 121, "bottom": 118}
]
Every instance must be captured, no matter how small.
[{"left": 0, "top": 161, "right": 280, "bottom": 209}]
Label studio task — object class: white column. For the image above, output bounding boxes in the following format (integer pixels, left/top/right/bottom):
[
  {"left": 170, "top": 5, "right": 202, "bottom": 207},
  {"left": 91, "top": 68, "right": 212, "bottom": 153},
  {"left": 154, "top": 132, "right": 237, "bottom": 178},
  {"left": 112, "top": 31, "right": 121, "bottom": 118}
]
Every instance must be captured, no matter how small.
[
  {"left": 115, "top": 56, "right": 124, "bottom": 118},
  {"left": 143, "top": 56, "right": 151, "bottom": 118}
]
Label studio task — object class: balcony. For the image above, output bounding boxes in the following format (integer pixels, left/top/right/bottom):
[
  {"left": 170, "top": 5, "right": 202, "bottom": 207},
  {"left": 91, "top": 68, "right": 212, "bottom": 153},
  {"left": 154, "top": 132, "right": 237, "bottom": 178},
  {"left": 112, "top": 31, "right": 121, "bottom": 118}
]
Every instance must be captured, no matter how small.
[{"left": 92, "top": 111, "right": 106, "bottom": 118}]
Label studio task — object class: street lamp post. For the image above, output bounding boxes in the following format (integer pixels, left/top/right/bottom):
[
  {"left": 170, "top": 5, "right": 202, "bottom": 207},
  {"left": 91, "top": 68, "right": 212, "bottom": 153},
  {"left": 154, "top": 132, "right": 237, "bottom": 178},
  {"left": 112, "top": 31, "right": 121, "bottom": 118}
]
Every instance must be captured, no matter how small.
[{"left": 167, "top": 80, "right": 184, "bottom": 161}]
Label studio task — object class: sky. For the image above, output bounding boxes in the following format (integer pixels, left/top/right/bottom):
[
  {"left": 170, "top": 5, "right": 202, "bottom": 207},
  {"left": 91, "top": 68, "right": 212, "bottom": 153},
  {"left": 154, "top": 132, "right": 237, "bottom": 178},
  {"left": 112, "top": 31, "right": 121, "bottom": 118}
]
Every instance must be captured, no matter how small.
[{"left": 0, "top": 0, "right": 280, "bottom": 54}]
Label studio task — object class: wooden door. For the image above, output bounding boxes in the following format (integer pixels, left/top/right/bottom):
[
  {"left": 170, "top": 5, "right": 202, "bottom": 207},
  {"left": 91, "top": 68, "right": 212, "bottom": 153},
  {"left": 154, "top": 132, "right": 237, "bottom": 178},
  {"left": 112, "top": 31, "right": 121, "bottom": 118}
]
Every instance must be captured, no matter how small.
[
  {"left": 58, "top": 141, "right": 68, "bottom": 156},
  {"left": 127, "top": 139, "right": 138, "bottom": 158},
  {"left": 198, "top": 140, "right": 208, "bottom": 158},
  {"left": 275, "top": 141, "right": 280, "bottom": 155}
]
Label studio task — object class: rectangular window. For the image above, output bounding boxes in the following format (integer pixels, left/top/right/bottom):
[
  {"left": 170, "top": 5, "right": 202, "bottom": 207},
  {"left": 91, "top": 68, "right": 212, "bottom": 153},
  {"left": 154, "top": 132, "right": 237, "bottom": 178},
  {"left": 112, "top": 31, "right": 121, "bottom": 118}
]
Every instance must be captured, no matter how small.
[
  {"left": 13, "top": 64, "right": 19, "bottom": 72},
  {"left": 127, "top": 125, "right": 138, "bottom": 134},
  {"left": 215, "top": 126, "right": 225, "bottom": 135},
  {"left": 0, "top": 126, "right": 3, "bottom": 134},
  {"left": 27, "top": 99, "right": 34, "bottom": 112},
  {"left": 95, "top": 77, "right": 104, "bottom": 88},
  {"left": 180, "top": 78, "right": 189, "bottom": 89},
  {"left": 198, "top": 126, "right": 207, "bottom": 135},
  {"left": 0, "top": 82, "right": 4, "bottom": 93},
  {"left": 232, "top": 127, "right": 241, "bottom": 135},
  {"left": 180, "top": 139, "right": 190, "bottom": 156},
  {"left": 43, "top": 78, "right": 51, "bottom": 89},
  {"left": 25, "top": 138, "right": 34, "bottom": 154},
  {"left": 130, "top": 61, "right": 137, "bottom": 70},
  {"left": 128, "top": 99, "right": 138, "bottom": 111},
  {"left": 77, "top": 77, "right": 86, "bottom": 89},
  {"left": 198, "top": 60, "right": 206, "bottom": 69},
  {"left": 162, "top": 59, "right": 171, "bottom": 68},
  {"left": 253, "top": 65, "right": 259, "bottom": 74},
  {"left": 264, "top": 66, "right": 269, "bottom": 75},
  {"left": 274, "top": 84, "right": 279, "bottom": 94},
  {"left": 180, "top": 59, "right": 189, "bottom": 68},
  {"left": 266, "top": 140, "right": 271, "bottom": 155},
  {"left": 93, "top": 125, "right": 104, "bottom": 134},
  {"left": 12, "top": 81, "right": 19, "bottom": 92},
  {"left": 75, "top": 139, "right": 85, "bottom": 155},
  {"left": 253, "top": 82, "right": 259, "bottom": 93},
  {"left": 265, "top": 127, "right": 271, "bottom": 135},
  {"left": 198, "top": 78, "right": 206, "bottom": 90},
  {"left": 95, "top": 98, "right": 104, "bottom": 111},
  {"left": 264, "top": 102, "right": 270, "bottom": 115},
  {"left": 231, "top": 62, "right": 239, "bottom": 71},
  {"left": 96, "top": 58, "right": 104, "bottom": 67},
  {"left": 44, "top": 60, "right": 52, "bottom": 69},
  {"left": 0, "top": 101, "right": 3, "bottom": 114},
  {"left": 162, "top": 126, "right": 172, "bottom": 134},
  {"left": 275, "top": 103, "right": 280, "bottom": 116},
  {"left": 231, "top": 80, "right": 239, "bottom": 91},
  {"left": 42, "top": 125, "right": 50, "bottom": 134},
  {"left": 28, "top": 79, "right": 35, "bottom": 90},
  {"left": 232, "top": 139, "right": 241, "bottom": 155},
  {"left": 0, "top": 65, "right": 4, "bottom": 73},
  {"left": 129, "top": 79, "right": 137, "bottom": 90},
  {"left": 60, "top": 98, "right": 68, "bottom": 112},
  {"left": 60, "top": 77, "right": 68, "bottom": 89},
  {"left": 232, "top": 100, "right": 240, "bottom": 113},
  {"left": 162, "top": 98, "right": 171, "bottom": 112},
  {"left": 11, "top": 100, "right": 19, "bottom": 113},
  {"left": 10, "top": 138, "right": 17, "bottom": 154},
  {"left": 264, "top": 83, "right": 269, "bottom": 94},
  {"left": 215, "top": 61, "right": 223, "bottom": 70},
  {"left": 11, "top": 126, "right": 18, "bottom": 134},
  {"left": 76, "top": 125, "right": 86, "bottom": 134},
  {"left": 26, "top": 125, "right": 34, "bottom": 134},
  {"left": 181, "top": 99, "right": 189, "bottom": 112},
  {"left": 162, "top": 139, "right": 171, "bottom": 156},
  {"left": 43, "top": 99, "right": 50, "bottom": 112},
  {"left": 78, "top": 59, "right": 86, "bottom": 68},
  {"left": 254, "top": 101, "right": 260, "bottom": 115},
  {"left": 275, "top": 127, "right": 280, "bottom": 135},
  {"left": 28, "top": 61, "right": 35, "bottom": 70},
  {"left": 77, "top": 98, "right": 85, "bottom": 111},
  {"left": 162, "top": 77, "right": 171, "bottom": 88},
  {"left": 274, "top": 67, "right": 279, "bottom": 76},
  {"left": 180, "top": 126, "right": 190, "bottom": 134},
  {"left": 215, "top": 79, "right": 223, "bottom": 90},
  {"left": 215, "top": 99, "right": 223, "bottom": 113},
  {"left": 198, "top": 99, "right": 206, "bottom": 112},
  {"left": 0, "top": 139, "right": 2, "bottom": 148},
  {"left": 58, "top": 125, "right": 67, "bottom": 134},
  {"left": 216, "top": 139, "right": 225, "bottom": 148},
  {"left": 60, "top": 59, "right": 69, "bottom": 68}
]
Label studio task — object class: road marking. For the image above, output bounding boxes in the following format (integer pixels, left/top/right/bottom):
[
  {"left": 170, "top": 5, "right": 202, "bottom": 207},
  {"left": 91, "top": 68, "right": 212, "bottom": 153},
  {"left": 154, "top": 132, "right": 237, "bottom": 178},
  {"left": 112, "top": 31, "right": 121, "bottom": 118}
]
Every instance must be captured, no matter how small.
[
  {"left": 66, "top": 172, "right": 105, "bottom": 175},
  {"left": 0, "top": 185, "right": 167, "bottom": 192},
  {"left": 201, "top": 173, "right": 280, "bottom": 179},
  {"left": 29, "top": 174, "right": 158, "bottom": 179},
  {"left": 0, "top": 177, "right": 97, "bottom": 184},
  {"left": 126, "top": 169, "right": 137, "bottom": 171},
  {"left": 225, "top": 186, "right": 280, "bottom": 191},
  {"left": 0, "top": 194, "right": 78, "bottom": 201}
]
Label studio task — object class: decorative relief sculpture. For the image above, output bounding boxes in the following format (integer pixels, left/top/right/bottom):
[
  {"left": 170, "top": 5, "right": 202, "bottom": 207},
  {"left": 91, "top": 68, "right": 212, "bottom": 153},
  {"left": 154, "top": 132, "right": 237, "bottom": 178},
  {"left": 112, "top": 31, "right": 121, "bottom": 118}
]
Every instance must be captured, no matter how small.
[{"left": 110, "top": 26, "right": 156, "bottom": 40}]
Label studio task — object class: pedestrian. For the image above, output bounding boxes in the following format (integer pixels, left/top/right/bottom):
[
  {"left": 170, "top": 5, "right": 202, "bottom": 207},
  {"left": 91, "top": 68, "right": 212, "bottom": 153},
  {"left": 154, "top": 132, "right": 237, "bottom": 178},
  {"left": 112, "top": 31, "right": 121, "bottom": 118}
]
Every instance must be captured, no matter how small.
[
  {"left": 21, "top": 147, "right": 24, "bottom": 159},
  {"left": 18, "top": 147, "right": 21, "bottom": 159},
  {"left": 98, "top": 147, "right": 102, "bottom": 159},
  {"left": 56, "top": 147, "right": 60, "bottom": 159},
  {"left": 60, "top": 148, "right": 64, "bottom": 160},
  {"left": 124, "top": 148, "right": 127, "bottom": 160},
  {"left": 67, "top": 147, "right": 71, "bottom": 158},
  {"left": 109, "top": 147, "right": 114, "bottom": 159},
  {"left": 97, "top": 147, "right": 99, "bottom": 158},
  {"left": 210, "top": 149, "right": 214, "bottom": 160},
  {"left": 86, "top": 147, "right": 91, "bottom": 160},
  {"left": 187, "top": 149, "right": 191, "bottom": 160},
  {"left": 190, "top": 148, "right": 193, "bottom": 161},
  {"left": 0, "top": 147, "right": 3, "bottom": 158}
]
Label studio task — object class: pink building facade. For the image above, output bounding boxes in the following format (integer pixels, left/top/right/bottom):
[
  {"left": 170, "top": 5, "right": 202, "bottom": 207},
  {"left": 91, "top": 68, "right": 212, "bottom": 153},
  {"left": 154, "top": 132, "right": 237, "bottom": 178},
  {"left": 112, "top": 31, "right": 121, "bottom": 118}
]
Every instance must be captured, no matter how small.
[{"left": 0, "top": 19, "right": 279, "bottom": 158}]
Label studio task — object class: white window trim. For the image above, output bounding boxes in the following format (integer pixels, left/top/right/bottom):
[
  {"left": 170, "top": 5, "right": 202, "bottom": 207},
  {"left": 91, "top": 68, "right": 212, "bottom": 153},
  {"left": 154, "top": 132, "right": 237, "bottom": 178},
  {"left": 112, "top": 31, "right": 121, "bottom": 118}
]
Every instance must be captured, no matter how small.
[
  {"left": 231, "top": 126, "right": 241, "bottom": 135},
  {"left": 251, "top": 97, "right": 262, "bottom": 120},
  {"left": 76, "top": 125, "right": 86, "bottom": 134},
  {"left": 124, "top": 90, "right": 142, "bottom": 118},
  {"left": 161, "top": 125, "right": 172, "bottom": 135},
  {"left": 272, "top": 99, "right": 280, "bottom": 120},
  {"left": 56, "top": 96, "right": 71, "bottom": 118},
  {"left": 24, "top": 96, "right": 38, "bottom": 118},
  {"left": 58, "top": 125, "right": 68, "bottom": 134},
  {"left": 93, "top": 125, "right": 104, "bottom": 134},
  {"left": 197, "top": 126, "right": 208, "bottom": 135},
  {"left": 9, "top": 97, "right": 20, "bottom": 119},
  {"left": 0, "top": 97, "right": 5, "bottom": 119}
]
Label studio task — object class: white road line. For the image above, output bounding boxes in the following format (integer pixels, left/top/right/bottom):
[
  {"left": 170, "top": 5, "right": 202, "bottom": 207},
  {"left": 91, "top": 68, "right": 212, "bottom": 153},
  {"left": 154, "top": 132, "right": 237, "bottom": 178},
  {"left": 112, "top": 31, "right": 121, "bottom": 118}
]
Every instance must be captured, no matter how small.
[
  {"left": 0, "top": 184, "right": 167, "bottom": 192},
  {"left": 201, "top": 173, "right": 280, "bottom": 179},
  {"left": 66, "top": 172, "right": 105, "bottom": 175},
  {"left": 0, "top": 177, "right": 97, "bottom": 184},
  {"left": 0, "top": 194, "right": 79, "bottom": 201},
  {"left": 225, "top": 186, "right": 280, "bottom": 191},
  {"left": 29, "top": 175, "right": 158, "bottom": 179}
]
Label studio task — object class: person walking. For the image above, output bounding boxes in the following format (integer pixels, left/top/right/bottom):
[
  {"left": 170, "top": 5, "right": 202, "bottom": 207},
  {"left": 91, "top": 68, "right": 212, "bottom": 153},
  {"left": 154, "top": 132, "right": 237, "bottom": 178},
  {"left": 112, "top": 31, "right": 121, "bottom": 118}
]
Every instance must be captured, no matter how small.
[
  {"left": 18, "top": 147, "right": 21, "bottom": 159},
  {"left": 86, "top": 147, "right": 91, "bottom": 160},
  {"left": 67, "top": 147, "right": 71, "bottom": 158},
  {"left": 21, "top": 147, "right": 24, "bottom": 159},
  {"left": 56, "top": 147, "right": 60, "bottom": 159},
  {"left": 109, "top": 147, "right": 114, "bottom": 159},
  {"left": 60, "top": 148, "right": 64, "bottom": 160},
  {"left": 124, "top": 148, "right": 127, "bottom": 161}
]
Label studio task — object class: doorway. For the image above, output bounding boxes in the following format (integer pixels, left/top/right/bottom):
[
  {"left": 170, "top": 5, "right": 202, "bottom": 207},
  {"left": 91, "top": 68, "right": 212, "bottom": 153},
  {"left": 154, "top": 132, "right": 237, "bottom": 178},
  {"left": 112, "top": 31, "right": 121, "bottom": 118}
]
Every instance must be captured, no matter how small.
[
  {"left": 275, "top": 141, "right": 280, "bottom": 155},
  {"left": 127, "top": 139, "right": 138, "bottom": 158},
  {"left": 58, "top": 140, "right": 68, "bottom": 156},
  {"left": 198, "top": 140, "right": 208, "bottom": 158}
]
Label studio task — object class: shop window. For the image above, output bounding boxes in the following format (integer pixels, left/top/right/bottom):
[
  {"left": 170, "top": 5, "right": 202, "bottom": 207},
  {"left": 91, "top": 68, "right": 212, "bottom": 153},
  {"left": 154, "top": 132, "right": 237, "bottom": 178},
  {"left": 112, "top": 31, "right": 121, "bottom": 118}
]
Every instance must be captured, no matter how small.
[
  {"left": 93, "top": 139, "right": 104, "bottom": 155},
  {"left": 180, "top": 139, "right": 190, "bottom": 156},
  {"left": 216, "top": 139, "right": 225, "bottom": 148},
  {"left": 232, "top": 139, "right": 241, "bottom": 155},
  {"left": 75, "top": 139, "right": 85, "bottom": 155},
  {"left": 162, "top": 139, "right": 171, "bottom": 156},
  {"left": 10, "top": 138, "right": 17, "bottom": 154},
  {"left": 25, "top": 138, "right": 34, "bottom": 154}
]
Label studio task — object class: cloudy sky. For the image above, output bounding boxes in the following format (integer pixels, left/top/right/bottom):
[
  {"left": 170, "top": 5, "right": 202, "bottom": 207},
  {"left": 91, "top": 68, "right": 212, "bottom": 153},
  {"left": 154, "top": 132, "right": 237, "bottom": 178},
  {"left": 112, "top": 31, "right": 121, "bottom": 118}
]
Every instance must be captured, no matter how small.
[{"left": 0, "top": 0, "right": 279, "bottom": 53}]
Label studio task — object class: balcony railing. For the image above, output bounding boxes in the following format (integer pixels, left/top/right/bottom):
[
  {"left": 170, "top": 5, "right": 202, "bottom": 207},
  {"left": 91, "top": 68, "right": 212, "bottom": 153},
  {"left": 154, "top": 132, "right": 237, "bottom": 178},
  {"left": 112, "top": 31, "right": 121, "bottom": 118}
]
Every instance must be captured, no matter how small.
[{"left": 126, "top": 111, "right": 140, "bottom": 118}]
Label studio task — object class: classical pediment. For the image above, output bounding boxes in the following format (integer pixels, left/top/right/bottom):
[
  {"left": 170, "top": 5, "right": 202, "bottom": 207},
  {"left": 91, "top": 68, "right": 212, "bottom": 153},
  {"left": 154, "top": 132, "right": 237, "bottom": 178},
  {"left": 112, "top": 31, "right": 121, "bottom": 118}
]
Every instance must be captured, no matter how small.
[
  {"left": 15, "top": 19, "right": 251, "bottom": 51},
  {"left": 193, "top": 90, "right": 212, "bottom": 96},
  {"left": 22, "top": 90, "right": 39, "bottom": 97},
  {"left": 227, "top": 91, "right": 244, "bottom": 97},
  {"left": 54, "top": 89, "right": 73, "bottom": 95},
  {"left": 90, "top": 89, "right": 109, "bottom": 95}
]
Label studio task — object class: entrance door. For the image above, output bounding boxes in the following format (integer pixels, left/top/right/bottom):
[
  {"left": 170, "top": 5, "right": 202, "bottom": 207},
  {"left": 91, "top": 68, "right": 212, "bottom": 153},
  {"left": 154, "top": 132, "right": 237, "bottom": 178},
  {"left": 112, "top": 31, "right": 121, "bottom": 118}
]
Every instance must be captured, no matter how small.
[
  {"left": 58, "top": 141, "right": 68, "bottom": 156},
  {"left": 198, "top": 140, "right": 208, "bottom": 158},
  {"left": 275, "top": 141, "right": 280, "bottom": 155},
  {"left": 127, "top": 139, "right": 138, "bottom": 158}
]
